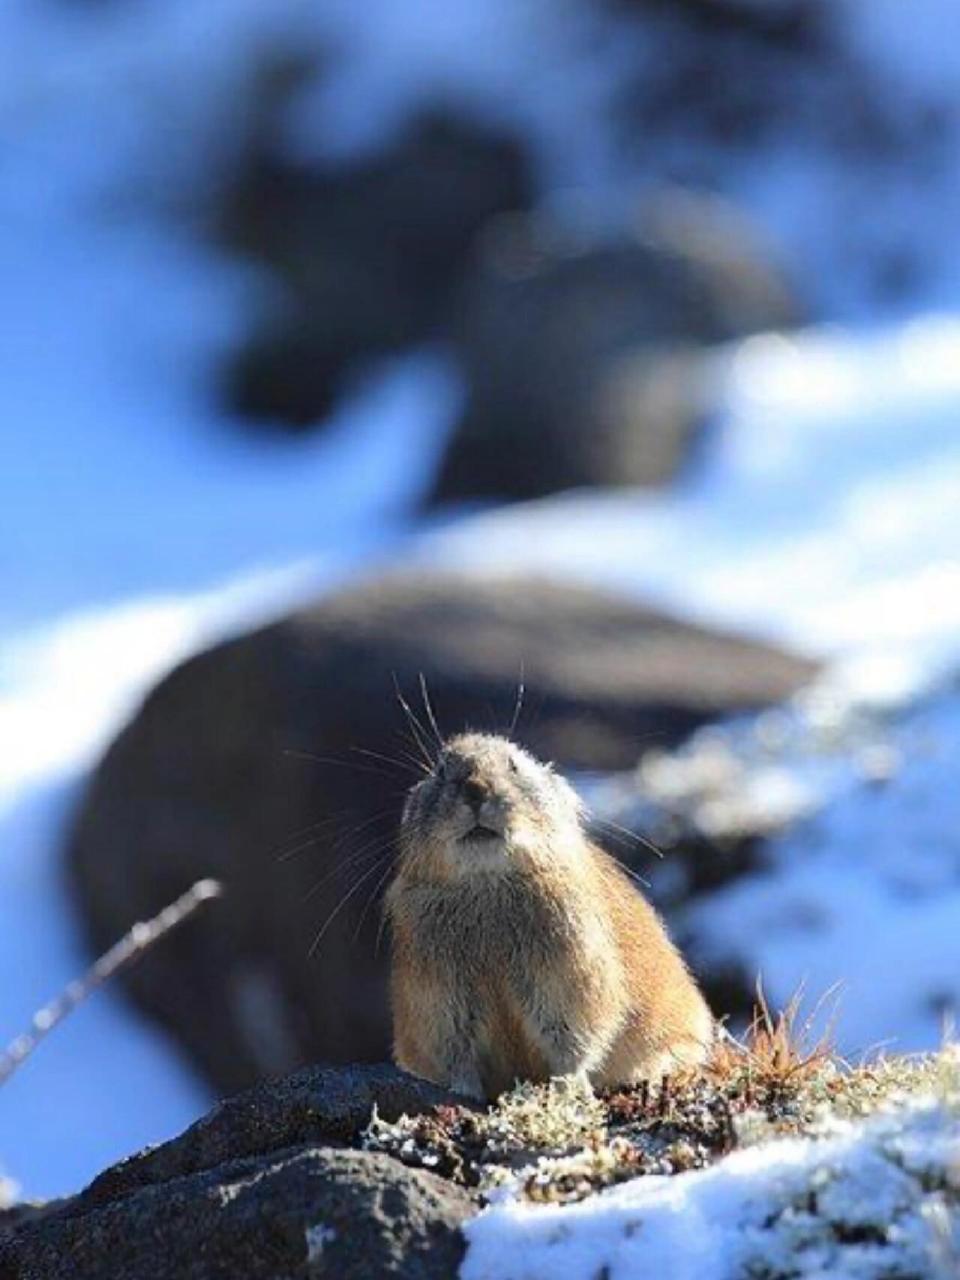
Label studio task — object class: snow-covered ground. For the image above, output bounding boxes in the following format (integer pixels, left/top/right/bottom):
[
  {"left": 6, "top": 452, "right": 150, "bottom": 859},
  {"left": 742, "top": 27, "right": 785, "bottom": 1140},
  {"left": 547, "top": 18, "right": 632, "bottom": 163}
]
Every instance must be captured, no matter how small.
[
  {"left": 463, "top": 1093, "right": 960, "bottom": 1280},
  {"left": 682, "top": 687, "right": 960, "bottom": 1059},
  {"left": 3, "top": 0, "right": 960, "bottom": 1206}
]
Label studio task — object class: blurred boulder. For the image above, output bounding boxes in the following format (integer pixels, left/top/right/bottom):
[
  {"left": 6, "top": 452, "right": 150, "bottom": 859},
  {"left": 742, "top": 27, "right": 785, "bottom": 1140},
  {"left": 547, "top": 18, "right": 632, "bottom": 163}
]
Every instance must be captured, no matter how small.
[
  {"left": 218, "top": 109, "right": 532, "bottom": 427},
  {"left": 431, "top": 193, "right": 799, "bottom": 505},
  {"left": 612, "top": 0, "right": 932, "bottom": 172},
  {"left": 0, "top": 1065, "right": 473, "bottom": 1280},
  {"left": 611, "top": 0, "right": 824, "bottom": 47},
  {"left": 66, "top": 569, "right": 817, "bottom": 1095}
]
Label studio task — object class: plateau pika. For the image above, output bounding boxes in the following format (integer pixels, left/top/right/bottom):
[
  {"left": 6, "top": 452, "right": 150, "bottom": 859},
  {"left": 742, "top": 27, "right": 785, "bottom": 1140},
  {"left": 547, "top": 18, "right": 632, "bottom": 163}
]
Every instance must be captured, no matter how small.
[{"left": 386, "top": 732, "right": 713, "bottom": 1100}]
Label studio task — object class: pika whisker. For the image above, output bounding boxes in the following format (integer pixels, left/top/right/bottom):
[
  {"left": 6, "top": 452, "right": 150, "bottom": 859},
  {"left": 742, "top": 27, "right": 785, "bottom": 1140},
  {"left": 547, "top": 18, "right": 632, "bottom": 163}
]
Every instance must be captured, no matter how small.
[
  {"left": 349, "top": 745, "right": 428, "bottom": 777},
  {"left": 391, "top": 673, "right": 437, "bottom": 770},
  {"left": 309, "top": 855, "right": 395, "bottom": 958}
]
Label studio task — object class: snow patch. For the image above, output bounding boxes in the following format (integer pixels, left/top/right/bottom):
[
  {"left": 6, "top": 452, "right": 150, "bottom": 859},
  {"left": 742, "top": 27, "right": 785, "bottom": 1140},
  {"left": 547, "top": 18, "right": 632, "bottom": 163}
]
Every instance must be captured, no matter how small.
[
  {"left": 463, "top": 1098, "right": 960, "bottom": 1280},
  {"left": 688, "top": 690, "right": 960, "bottom": 1056}
]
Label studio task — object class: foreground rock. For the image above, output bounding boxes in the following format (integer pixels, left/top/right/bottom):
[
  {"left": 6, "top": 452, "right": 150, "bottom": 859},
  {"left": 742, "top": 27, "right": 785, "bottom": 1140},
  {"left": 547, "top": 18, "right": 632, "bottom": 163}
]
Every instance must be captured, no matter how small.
[
  {"left": 4, "top": 1055, "right": 955, "bottom": 1279},
  {"left": 432, "top": 194, "right": 798, "bottom": 505},
  {"left": 66, "top": 569, "right": 817, "bottom": 1095},
  {"left": 0, "top": 1066, "right": 474, "bottom": 1280}
]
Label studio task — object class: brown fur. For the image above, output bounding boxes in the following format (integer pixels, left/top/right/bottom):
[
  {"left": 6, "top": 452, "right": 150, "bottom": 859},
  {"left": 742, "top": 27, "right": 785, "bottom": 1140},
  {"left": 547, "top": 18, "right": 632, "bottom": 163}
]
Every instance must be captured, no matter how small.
[{"left": 386, "top": 733, "right": 713, "bottom": 1100}]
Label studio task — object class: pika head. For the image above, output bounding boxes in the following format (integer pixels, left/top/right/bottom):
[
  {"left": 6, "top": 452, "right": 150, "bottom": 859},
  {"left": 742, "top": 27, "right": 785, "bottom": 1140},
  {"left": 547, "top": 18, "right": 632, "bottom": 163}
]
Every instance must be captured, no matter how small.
[{"left": 399, "top": 733, "right": 584, "bottom": 877}]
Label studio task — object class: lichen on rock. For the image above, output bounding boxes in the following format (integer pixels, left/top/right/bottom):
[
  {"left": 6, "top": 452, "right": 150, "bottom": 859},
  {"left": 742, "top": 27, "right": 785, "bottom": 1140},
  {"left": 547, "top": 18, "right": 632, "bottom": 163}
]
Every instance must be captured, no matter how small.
[{"left": 362, "top": 1043, "right": 960, "bottom": 1212}]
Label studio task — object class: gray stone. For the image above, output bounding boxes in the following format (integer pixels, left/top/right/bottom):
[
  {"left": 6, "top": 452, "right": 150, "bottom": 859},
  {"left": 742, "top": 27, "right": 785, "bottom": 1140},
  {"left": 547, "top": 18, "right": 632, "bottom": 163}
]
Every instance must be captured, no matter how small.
[
  {"left": 220, "top": 108, "right": 531, "bottom": 428},
  {"left": 1, "top": 1147, "right": 471, "bottom": 1280},
  {"left": 0, "top": 1065, "right": 474, "bottom": 1280},
  {"left": 432, "top": 194, "right": 799, "bottom": 505},
  {"left": 86, "top": 1064, "right": 469, "bottom": 1205}
]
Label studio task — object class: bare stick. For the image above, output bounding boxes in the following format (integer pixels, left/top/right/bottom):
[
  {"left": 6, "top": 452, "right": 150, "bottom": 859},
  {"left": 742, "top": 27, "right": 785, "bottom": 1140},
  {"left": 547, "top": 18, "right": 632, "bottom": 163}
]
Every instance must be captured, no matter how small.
[{"left": 0, "top": 879, "right": 223, "bottom": 1088}]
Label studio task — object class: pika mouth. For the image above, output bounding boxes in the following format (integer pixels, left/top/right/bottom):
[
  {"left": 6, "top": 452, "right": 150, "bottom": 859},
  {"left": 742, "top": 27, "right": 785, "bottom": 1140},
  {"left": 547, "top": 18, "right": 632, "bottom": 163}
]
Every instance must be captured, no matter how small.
[{"left": 461, "top": 823, "right": 502, "bottom": 844}]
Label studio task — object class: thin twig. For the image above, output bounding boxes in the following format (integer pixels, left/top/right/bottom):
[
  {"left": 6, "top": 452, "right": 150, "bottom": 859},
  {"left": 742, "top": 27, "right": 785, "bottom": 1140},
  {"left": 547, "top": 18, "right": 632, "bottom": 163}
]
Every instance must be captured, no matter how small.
[{"left": 0, "top": 879, "right": 223, "bottom": 1088}]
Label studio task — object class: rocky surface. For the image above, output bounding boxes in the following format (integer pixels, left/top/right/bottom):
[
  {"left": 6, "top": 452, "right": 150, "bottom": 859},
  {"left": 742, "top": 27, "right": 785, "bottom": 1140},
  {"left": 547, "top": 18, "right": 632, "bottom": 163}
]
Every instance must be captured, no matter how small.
[
  {"left": 65, "top": 569, "right": 817, "bottom": 1095},
  {"left": 0, "top": 1066, "right": 474, "bottom": 1280},
  {"left": 432, "top": 193, "right": 798, "bottom": 505},
  {"left": 611, "top": 0, "right": 824, "bottom": 50},
  {"left": 4, "top": 1052, "right": 955, "bottom": 1280},
  {"left": 84, "top": 1063, "right": 467, "bottom": 1205}
]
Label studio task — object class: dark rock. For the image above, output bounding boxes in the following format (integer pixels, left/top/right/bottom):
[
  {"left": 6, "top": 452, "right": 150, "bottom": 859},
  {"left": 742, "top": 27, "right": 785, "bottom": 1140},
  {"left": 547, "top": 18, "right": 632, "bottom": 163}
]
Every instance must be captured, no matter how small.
[
  {"left": 0, "top": 1151, "right": 471, "bottom": 1280},
  {"left": 217, "top": 0, "right": 949, "bottom": 446},
  {"left": 86, "top": 1063, "right": 469, "bottom": 1206},
  {"left": 0, "top": 1202, "right": 54, "bottom": 1241},
  {"left": 611, "top": 0, "right": 825, "bottom": 48},
  {"left": 593, "top": 1, "right": 953, "bottom": 319},
  {"left": 614, "top": 0, "right": 930, "bottom": 177},
  {"left": 0, "top": 1066, "right": 473, "bottom": 1280},
  {"left": 431, "top": 193, "right": 799, "bottom": 505},
  {"left": 219, "top": 109, "right": 531, "bottom": 427},
  {"left": 66, "top": 569, "right": 817, "bottom": 1094}
]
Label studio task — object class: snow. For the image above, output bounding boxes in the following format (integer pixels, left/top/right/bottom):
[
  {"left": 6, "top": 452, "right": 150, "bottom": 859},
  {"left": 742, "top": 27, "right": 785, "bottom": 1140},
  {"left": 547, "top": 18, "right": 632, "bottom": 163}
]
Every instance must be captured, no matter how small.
[
  {"left": 687, "top": 689, "right": 960, "bottom": 1058},
  {"left": 463, "top": 1097, "right": 960, "bottom": 1280},
  {"left": 2, "top": 0, "right": 960, "bottom": 1210}
]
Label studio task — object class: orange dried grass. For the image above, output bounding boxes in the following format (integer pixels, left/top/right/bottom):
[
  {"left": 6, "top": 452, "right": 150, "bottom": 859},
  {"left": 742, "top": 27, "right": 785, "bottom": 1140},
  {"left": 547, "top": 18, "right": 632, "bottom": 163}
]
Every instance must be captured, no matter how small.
[{"left": 709, "top": 978, "right": 842, "bottom": 1090}]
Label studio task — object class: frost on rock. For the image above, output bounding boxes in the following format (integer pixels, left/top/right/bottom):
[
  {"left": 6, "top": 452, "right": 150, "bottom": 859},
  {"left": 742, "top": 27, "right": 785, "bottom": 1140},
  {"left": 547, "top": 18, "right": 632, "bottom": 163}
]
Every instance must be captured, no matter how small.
[
  {"left": 304, "top": 1223, "right": 336, "bottom": 1265},
  {"left": 462, "top": 1098, "right": 960, "bottom": 1280},
  {"left": 363, "top": 1077, "right": 610, "bottom": 1191}
]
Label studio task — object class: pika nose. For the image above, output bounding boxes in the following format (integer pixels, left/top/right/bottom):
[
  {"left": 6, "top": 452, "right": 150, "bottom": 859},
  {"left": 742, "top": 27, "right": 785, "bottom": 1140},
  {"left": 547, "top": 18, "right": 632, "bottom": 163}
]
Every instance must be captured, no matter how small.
[{"left": 461, "top": 777, "right": 489, "bottom": 814}]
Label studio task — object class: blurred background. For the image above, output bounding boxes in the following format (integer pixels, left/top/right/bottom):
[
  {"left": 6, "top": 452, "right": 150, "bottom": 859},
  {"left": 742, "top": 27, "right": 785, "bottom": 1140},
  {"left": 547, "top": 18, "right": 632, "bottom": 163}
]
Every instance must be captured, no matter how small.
[{"left": 3, "top": 0, "right": 960, "bottom": 1203}]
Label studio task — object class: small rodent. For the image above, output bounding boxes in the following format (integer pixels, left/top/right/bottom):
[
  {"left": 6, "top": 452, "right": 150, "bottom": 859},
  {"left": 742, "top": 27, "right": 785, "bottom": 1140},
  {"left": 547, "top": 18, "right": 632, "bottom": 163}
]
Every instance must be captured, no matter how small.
[{"left": 386, "top": 732, "right": 714, "bottom": 1100}]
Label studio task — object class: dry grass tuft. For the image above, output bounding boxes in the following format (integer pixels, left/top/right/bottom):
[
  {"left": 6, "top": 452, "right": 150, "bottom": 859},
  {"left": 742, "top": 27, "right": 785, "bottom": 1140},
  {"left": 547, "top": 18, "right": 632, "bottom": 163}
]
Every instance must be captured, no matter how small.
[{"left": 709, "top": 978, "right": 839, "bottom": 1086}]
